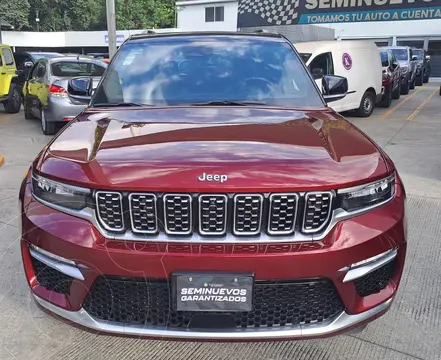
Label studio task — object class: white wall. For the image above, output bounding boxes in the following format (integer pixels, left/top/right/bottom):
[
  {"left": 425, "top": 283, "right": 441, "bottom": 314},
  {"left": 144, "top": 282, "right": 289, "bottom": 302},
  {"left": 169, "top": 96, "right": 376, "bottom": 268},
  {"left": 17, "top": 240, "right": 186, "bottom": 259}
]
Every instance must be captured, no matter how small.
[
  {"left": 1, "top": 28, "right": 180, "bottom": 48},
  {"left": 177, "top": 0, "right": 238, "bottom": 31},
  {"left": 316, "top": 20, "right": 441, "bottom": 40}
]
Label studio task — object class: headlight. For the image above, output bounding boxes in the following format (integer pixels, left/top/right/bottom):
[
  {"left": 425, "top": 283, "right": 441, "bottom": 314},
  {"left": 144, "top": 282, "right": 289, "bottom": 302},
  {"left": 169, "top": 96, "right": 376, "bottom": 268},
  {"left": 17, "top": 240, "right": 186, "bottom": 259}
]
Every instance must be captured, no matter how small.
[
  {"left": 337, "top": 174, "right": 395, "bottom": 213},
  {"left": 32, "top": 173, "right": 92, "bottom": 210}
]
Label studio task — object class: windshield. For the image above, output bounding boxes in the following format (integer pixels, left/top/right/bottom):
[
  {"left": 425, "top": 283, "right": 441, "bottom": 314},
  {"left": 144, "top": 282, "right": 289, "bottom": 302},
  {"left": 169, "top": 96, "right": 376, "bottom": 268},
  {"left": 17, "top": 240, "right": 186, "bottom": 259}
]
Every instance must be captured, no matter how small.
[
  {"left": 413, "top": 49, "right": 424, "bottom": 60},
  {"left": 390, "top": 48, "right": 408, "bottom": 61},
  {"left": 92, "top": 36, "right": 324, "bottom": 108},
  {"left": 380, "top": 52, "right": 389, "bottom": 66},
  {"left": 32, "top": 53, "right": 64, "bottom": 60},
  {"left": 51, "top": 61, "right": 106, "bottom": 77}
]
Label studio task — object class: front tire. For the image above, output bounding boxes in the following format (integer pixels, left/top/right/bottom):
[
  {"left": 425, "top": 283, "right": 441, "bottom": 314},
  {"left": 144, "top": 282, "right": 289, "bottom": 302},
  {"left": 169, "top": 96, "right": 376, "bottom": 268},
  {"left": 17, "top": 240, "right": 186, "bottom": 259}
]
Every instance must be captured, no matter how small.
[
  {"left": 24, "top": 99, "right": 34, "bottom": 120},
  {"left": 356, "top": 91, "right": 376, "bottom": 117},
  {"left": 3, "top": 84, "right": 21, "bottom": 114},
  {"left": 409, "top": 75, "right": 415, "bottom": 90},
  {"left": 423, "top": 72, "right": 429, "bottom": 83},
  {"left": 40, "top": 109, "right": 57, "bottom": 135},
  {"left": 379, "top": 86, "right": 392, "bottom": 108},
  {"left": 392, "top": 83, "right": 401, "bottom": 99},
  {"left": 401, "top": 80, "right": 410, "bottom": 95},
  {"left": 415, "top": 75, "right": 423, "bottom": 86}
]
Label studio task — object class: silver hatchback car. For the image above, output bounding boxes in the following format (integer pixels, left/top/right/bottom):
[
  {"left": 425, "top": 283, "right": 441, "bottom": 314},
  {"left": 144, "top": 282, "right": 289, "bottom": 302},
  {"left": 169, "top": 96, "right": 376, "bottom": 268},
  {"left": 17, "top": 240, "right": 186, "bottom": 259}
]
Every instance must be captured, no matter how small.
[{"left": 23, "top": 56, "right": 107, "bottom": 135}]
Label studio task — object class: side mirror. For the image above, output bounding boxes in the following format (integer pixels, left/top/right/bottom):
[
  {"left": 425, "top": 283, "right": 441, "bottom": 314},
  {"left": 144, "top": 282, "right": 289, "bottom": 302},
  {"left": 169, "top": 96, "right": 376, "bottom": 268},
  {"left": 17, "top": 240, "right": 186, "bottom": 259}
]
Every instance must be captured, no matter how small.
[
  {"left": 381, "top": 60, "right": 389, "bottom": 67},
  {"left": 392, "top": 61, "right": 399, "bottom": 69},
  {"left": 322, "top": 75, "right": 348, "bottom": 103},
  {"left": 412, "top": 55, "right": 418, "bottom": 61},
  {"left": 67, "top": 77, "right": 93, "bottom": 101},
  {"left": 426, "top": 55, "right": 431, "bottom": 61},
  {"left": 24, "top": 61, "right": 34, "bottom": 68},
  {"left": 311, "top": 68, "right": 324, "bottom": 79}
]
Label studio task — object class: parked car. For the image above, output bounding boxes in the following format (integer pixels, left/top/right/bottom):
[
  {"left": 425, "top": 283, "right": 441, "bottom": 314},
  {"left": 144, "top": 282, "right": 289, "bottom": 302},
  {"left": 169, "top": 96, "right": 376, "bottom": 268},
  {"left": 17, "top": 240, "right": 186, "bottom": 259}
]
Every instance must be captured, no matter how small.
[
  {"left": 384, "top": 46, "right": 417, "bottom": 94},
  {"left": 295, "top": 40, "right": 382, "bottom": 117},
  {"left": 13, "top": 51, "right": 65, "bottom": 97},
  {"left": 0, "top": 44, "right": 21, "bottom": 113},
  {"left": 411, "top": 48, "right": 431, "bottom": 85},
  {"left": 378, "top": 49, "right": 401, "bottom": 107},
  {"left": 22, "top": 56, "right": 107, "bottom": 135},
  {"left": 19, "top": 31, "right": 407, "bottom": 340}
]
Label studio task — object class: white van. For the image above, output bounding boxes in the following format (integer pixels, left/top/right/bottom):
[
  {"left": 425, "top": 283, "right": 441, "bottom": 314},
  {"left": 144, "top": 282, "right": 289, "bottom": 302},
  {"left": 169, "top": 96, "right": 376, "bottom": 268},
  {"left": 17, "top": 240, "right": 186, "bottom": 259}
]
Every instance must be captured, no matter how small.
[{"left": 294, "top": 40, "right": 383, "bottom": 117}]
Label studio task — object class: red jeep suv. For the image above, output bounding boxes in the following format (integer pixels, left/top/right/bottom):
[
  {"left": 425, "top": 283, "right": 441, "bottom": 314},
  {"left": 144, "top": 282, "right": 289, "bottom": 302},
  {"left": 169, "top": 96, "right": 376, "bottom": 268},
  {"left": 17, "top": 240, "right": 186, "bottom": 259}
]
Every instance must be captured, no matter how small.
[{"left": 19, "top": 32, "right": 407, "bottom": 340}]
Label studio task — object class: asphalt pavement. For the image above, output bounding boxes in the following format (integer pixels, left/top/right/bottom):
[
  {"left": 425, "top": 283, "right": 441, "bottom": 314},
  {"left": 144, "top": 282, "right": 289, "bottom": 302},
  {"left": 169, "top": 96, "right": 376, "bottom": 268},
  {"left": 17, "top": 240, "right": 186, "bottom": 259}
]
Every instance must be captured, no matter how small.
[{"left": 0, "top": 83, "right": 441, "bottom": 360}]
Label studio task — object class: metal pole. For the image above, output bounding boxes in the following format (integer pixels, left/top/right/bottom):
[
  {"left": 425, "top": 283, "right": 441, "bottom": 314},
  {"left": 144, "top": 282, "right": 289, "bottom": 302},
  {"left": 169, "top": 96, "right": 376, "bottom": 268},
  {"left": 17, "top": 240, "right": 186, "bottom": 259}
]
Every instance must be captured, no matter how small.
[{"left": 106, "top": 0, "right": 117, "bottom": 58}]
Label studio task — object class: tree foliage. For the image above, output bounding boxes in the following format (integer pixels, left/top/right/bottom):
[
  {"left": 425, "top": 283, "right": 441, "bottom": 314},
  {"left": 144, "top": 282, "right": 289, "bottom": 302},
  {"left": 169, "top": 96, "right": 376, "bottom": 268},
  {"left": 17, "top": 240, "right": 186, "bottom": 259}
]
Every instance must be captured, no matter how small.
[
  {"left": 1, "top": 0, "right": 175, "bottom": 32},
  {"left": 0, "top": 0, "right": 31, "bottom": 30}
]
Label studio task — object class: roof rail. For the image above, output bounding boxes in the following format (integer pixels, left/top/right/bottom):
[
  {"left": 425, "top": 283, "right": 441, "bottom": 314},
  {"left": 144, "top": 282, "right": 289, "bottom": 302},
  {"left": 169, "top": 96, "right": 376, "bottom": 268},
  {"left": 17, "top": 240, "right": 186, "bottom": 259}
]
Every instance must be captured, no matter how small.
[
  {"left": 253, "top": 29, "right": 271, "bottom": 33},
  {"left": 141, "top": 30, "right": 156, "bottom": 34}
]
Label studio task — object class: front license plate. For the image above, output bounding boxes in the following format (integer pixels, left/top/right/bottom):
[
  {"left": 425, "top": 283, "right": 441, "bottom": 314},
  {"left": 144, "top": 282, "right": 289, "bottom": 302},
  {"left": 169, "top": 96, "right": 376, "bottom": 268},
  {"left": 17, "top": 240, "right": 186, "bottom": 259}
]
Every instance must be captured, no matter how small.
[{"left": 173, "top": 272, "right": 253, "bottom": 312}]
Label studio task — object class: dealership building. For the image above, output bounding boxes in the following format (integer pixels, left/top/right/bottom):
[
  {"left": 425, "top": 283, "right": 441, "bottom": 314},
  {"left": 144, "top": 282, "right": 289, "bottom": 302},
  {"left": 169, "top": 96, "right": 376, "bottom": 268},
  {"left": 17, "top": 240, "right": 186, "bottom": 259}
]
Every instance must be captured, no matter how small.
[{"left": 2, "top": 0, "right": 441, "bottom": 74}]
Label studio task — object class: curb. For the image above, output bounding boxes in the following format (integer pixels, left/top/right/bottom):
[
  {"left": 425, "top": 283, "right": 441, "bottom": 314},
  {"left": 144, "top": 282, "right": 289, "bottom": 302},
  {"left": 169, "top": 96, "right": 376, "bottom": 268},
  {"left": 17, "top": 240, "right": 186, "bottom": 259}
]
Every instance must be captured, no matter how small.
[{"left": 0, "top": 155, "right": 4, "bottom": 168}]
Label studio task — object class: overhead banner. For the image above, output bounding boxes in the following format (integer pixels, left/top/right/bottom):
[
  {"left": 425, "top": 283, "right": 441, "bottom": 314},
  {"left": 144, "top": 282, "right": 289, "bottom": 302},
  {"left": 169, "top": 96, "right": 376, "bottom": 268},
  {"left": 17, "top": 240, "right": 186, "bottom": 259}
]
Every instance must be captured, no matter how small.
[{"left": 237, "top": 0, "right": 441, "bottom": 26}]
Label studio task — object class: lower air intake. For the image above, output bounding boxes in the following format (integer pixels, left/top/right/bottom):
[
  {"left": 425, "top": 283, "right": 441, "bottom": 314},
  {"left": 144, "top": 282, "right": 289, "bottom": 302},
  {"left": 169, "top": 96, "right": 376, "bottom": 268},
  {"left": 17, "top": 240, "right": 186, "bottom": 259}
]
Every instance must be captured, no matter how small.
[{"left": 83, "top": 276, "right": 345, "bottom": 329}]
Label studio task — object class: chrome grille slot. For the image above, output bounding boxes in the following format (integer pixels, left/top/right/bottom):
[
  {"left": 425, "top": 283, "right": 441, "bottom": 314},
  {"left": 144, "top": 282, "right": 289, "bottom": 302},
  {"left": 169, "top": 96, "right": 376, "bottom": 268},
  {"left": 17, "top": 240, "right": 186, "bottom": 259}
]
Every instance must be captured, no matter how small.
[
  {"left": 199, "top": 195, "right": 228, "bottom": 235},
  {"left": 96, "top": 191, "right": 124, "bottom": 231},
  {"left": 268, "top": 193, "right": 299, "bottom": 235},
  {"left": 302, "top": 192, "right": 333, "bottom": 233},
  {"left": 164, "top": 194, "right": 192, "bottom": 235},
  {"left": 129, "top": 193, "right": 158, "bottom": 234},
  {"left": 233, "top": 194, "right": 263, "bottom": 235}
]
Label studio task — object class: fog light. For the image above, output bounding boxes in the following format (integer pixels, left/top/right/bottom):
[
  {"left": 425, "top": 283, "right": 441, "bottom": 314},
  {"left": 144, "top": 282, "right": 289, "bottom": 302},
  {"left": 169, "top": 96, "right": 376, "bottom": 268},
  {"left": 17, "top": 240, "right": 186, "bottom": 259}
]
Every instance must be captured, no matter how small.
[{"left": 342, "top": 248, "right": 397, "bottom": 283}]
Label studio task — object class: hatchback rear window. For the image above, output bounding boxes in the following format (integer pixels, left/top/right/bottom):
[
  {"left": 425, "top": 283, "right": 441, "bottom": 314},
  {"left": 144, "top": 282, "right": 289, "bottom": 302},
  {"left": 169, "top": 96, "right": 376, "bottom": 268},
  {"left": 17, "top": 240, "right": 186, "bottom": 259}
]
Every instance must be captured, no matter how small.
[{"left": 51, "top": 61, "right": 106, "bottom": 77}]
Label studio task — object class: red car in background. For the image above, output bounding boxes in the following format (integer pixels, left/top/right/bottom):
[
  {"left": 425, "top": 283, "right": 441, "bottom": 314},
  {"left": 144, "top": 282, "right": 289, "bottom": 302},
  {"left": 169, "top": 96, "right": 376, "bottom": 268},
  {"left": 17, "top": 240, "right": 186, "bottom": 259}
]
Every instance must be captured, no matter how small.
[
  {"left": 19, "top": 31, "right": 407, "bottom": 340},
  {"left": 378, "top": 49, "right": 401, "bottom": 107}
]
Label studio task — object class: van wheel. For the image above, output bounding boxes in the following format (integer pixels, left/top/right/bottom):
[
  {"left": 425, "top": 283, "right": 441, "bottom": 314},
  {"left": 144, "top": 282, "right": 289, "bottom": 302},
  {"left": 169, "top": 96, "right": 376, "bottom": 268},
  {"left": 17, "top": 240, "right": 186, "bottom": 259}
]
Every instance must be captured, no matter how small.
[
  {"left": 401, "top": 81, "right": 410, "bottom": 95},
  {"left": 392, "top": 84, "right": 401, "bottom": 99},
  {"left": 3, "top": 84, "right": 21, "bottom": 114},
  {"left": 423, "top": 73, "right": 429, "bottom": 83},
  {"left": 416, "top": 75, "right": 423, "bottom": 86},
  {"left": 356, "top": 91, "right": 375, "bottom": 117},
  {"left": 379, "top": 86, "right": 392, "bottom": 108}
]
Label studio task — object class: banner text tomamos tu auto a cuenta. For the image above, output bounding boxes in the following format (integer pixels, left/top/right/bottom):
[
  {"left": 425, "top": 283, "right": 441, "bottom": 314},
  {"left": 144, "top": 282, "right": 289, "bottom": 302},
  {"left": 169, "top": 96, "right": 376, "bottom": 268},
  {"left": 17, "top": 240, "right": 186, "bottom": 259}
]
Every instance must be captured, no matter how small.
[{"left": 237, "top": 0, "right": 441, "bottom": 26}]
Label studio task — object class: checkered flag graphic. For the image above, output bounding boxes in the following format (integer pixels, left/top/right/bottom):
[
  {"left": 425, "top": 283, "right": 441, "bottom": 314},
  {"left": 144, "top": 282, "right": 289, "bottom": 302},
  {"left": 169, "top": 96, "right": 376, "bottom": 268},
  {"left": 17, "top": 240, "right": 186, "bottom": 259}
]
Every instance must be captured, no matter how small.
[{"left": 238, "top": 0, "right": 300, "bottom": 25}]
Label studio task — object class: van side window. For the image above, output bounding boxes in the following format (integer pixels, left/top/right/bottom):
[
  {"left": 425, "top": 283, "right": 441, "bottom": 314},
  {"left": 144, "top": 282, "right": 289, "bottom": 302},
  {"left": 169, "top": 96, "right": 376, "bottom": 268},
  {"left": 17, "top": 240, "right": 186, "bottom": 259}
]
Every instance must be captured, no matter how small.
[{"left": 309, "top": 52, "right": 334, "bottom": 79}]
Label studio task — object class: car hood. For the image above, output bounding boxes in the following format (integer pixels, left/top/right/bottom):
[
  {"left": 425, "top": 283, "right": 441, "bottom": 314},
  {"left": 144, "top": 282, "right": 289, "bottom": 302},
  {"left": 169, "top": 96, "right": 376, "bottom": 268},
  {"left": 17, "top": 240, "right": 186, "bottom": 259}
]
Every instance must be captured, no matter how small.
[{"left": 38, "top": 107, "right": 389, "bottom": 191}]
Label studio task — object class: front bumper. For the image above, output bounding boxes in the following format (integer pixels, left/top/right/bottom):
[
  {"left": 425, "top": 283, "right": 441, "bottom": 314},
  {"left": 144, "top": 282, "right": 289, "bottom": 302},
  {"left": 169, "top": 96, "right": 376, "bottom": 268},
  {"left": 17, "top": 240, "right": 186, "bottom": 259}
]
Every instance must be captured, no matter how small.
[
  {"left": 33, "top": 293, "right": 393, "bottom": 340},
  {"left": 20, "top": 175, "right": 407, "bottom": 340}
]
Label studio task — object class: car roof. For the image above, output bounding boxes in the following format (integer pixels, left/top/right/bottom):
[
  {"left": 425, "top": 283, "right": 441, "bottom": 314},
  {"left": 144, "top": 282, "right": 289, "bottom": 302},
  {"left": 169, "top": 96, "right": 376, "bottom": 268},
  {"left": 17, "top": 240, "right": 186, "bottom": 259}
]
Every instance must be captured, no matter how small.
[
  {"left": 128, "top": 31, "right": 286, "bottom": 43},
  {"left": 384, "top": 46, "right": 409, "bottom": 49},
  {"left": 46, "top": 56, "right": 107, "bottom": 64}
]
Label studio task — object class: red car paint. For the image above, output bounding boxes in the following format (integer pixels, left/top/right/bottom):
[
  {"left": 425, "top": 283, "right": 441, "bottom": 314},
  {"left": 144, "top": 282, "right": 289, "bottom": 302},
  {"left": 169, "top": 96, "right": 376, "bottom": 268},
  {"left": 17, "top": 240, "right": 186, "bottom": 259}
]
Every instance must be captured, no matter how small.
[{"left": 19, "top": 33, "right": 407, "bottom": 340}]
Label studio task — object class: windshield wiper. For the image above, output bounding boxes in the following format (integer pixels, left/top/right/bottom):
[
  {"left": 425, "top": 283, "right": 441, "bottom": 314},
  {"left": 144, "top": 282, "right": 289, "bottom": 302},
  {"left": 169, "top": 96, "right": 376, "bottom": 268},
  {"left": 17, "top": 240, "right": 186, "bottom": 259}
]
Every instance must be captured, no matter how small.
[
  {"left": 190, "top": 100, "right": 267, "bottom": 106},
  {"left": 93, "top": 102, "right": 154, "bottom": 107}
]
